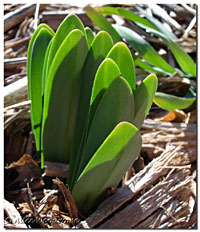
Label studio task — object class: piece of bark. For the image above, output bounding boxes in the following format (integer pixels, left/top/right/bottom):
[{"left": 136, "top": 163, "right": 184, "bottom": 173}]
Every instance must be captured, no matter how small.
[
  {"left": 99, "top": 169, "right": 194, "bottom": 228},
  {"left": 141, "top": 119, "right": 196, "bottom": 162},
  {"left": 176, "top": 37, "right": 197, "bottom": 54},
  {"left": 4, "top": 199, "right": 27, "bottom": 228},
  {"left": 124, "top": 155, "right": 145, "bottom": 183},
  {"left": 181, "top": 4, "right": 196, "bottom": 16},
  {"left": 5, "top": 73, "right": 27, "bottom": 86},
  {"left": 41, "top": 9, "right": 92, "bottom": 31},
  {"left": 4, "top": 100, "right": 31, "bottom": 127},
  {"left": 155, "top": 4, "right": 194, "bottom": 23},
  {"left": 5, "top": 38, "right": 30, "bottom": 50},
  {"left": 4, "top": 26, "right": 18, "bottom": 41},
  {"left": 44, "top": 161, "right": 69, "bottom": 178},
  {"left": 76, "top": 144, "right": 195, "bottom": 229},
  {"left": 4, "top": 76, "right": 28, "bottom": 106},
  {"left": 4, "top": 107, "right": 30, "bottom": 129},
  {"left": 4, "top": 100, "right": 30, "bottom": 111},
  {"left": 183, "top": 15, "right": 196, "bottom": 38},
  {"left": 5, "top": 154, "right": 44, "bottom": 198},
  {"left": 37, "top": 189, "right": 59, "bottom": 214},
  {"left": 15, "top": 16, "right": 31, "bottom": 38},
  {"left": 133, "top": 155, "right": 145, "bottom": 174},
  {"left": 136, "top": 180, "right": 196, "bottom": 228},
  {"left": 37, "top": 188, "right": 75, "bottom": 228},
  {"left": 4, "top": 4, "right": 49, "bottom": 32},
  {"left": 4, "top": 57, "right": 27, "bottom": 77},
  {"left": 4, "top": 4, "right": 23, "bottom": 14},
  {"left": 4, "top": 119, "right": 30, "bottom": 164},
  {"left": 156, "top": 72, "right": 196, "bottom": 97},
  {"left": 6, "top": 190, "right": 44, "bottom": 204},
  {"left": 158, "top": 72, "right": 196, "bottom": 90},
  {"left": 53, "top": 178, "right": 79, "bottom": 224},
  {"left": 6, "top": 153, "right": 39, "bottom": 171},
  {"left": 4, "top": 57, "right": 27, "bottom": 70},
  {"left": 172, "top": 199, "right": 196, "bottom": 228}
]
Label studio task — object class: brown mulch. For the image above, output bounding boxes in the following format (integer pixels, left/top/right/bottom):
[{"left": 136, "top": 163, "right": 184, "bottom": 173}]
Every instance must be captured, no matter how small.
[{"left": 4, "top": 4, "right": 196, "bottom": 229}]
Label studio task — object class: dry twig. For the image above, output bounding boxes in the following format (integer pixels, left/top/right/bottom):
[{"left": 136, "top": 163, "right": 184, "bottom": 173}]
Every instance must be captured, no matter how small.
[
  {"left": 4, "top": 4, "right": 49, "bottom": 32},
  {"left": 53, "top": 178, "right": 79, "bottom": 224}
]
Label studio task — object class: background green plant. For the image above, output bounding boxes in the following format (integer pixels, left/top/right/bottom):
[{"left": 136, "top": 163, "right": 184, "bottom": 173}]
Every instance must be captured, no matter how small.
[
  {"left": 85, "top": 5, "right": 196, "bottom": 112},
  {"left": 27, "top": 13, "right": 158, "bottom": 216}
]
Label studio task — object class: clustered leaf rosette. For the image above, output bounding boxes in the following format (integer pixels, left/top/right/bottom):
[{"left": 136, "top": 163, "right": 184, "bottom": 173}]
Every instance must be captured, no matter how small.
[{"left": 27, "top": 14, "right": 158, "bottom": 216}]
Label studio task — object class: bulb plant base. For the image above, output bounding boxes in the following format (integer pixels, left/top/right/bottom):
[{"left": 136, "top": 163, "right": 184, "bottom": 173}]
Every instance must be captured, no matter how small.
[{"left": 27, "top": 13, "right": 158, "bottom": 216}]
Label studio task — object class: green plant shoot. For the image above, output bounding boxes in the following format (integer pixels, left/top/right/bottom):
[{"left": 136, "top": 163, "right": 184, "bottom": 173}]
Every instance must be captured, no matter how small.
[{"left": 27, "top": 13, "right": 158, "bottom": 216}]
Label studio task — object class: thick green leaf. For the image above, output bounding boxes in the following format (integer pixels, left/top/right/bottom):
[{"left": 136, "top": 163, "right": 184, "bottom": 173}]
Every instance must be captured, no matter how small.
[
  {"left": 134, "top": 74, "right": 158, "bottom": 128},
  {"left": 67, "top": 31, "right": 114, "bottom": 187},
  {"left": 74, "top": 76, "right": 135, "bottom": 187},
  {"left": 28, "top": 28, "right": 53, "bottom": 152},
  {"left": 41, "top": 29, "right": 88, "bottom": 167},
  {"left": 97, "top": 6, "right": 157, "bottom": 30},
  {"left": 90, "top": 57, "right": 121, "bottom": 124},
  {"left": 27, "top": 24, "right": 54, "bottom": 98},
  {"left": 107, "top": 42, "right": 136, "bottom": 90},
  {"left": 85, "top": 27, "right": 95, "bottom": 49},
  {"left": 113, "top": 24, "right": 176, "bottom": 74},
  {"left": 90, "top": 58, "right": 121, "bottom": 105},
  {"left": 72, "top": 121, "right": 142, "bottom": 215},
  {"left": 135, "top": 5, "right": 177, "bottom": 41},
  {"left": 146, "top": 28, "right": 196, "bottom": 77},
  {"left": 46, "top": 14, "right": 86, "bottom": 77},
  {"left": 154, "top": 92, "right": 196, "bottom": 111},
  {"left": 42, "top": 38, "right": 53, "bottom": 96},
  {"left": 84, "top": 5, "right": 121, "bottom": 43}
]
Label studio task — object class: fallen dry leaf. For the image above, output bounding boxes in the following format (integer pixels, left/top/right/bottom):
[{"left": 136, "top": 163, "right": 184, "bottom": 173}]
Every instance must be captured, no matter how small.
[{"left": 155, "top": 110, "right": 187, "bottom": 123}]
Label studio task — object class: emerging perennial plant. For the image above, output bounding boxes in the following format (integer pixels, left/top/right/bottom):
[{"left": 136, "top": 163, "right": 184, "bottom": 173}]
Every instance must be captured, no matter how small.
[{"left": 27, "top": 14, "right": 158, "bottom": 215}]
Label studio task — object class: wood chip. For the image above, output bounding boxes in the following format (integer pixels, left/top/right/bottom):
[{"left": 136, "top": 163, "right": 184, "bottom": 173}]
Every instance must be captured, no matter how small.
[
  {"left": 22, "top": 183, "right": 46, "bottom": 228},
  {"left": 44, "top": 161, "right": 69, "bottom": 178},
  {"left": 141, "top": 119, "right": 196, "bottom": 161},
  {"left": 37, "top": 189, "right": 59, "bottom": 214},
  {"left": 4, "top": 100, "right": 31, "bottom": 111},
  {"left": 4, "top": 4, "right": 49, "bottom": 32},
  {"left": 5, "top": 154, "right": 44, "bottom": 193},
  {"left": 4, "top": 73, "right": 27, "bottom": 86},
  {"left": 4, "top": 77, "right": 28, "bottom": 107},
  {"left": 4, "top": 120, "right": 31, "bottom": 164},
  {"left": 4, "top": 107, "right": 30, "bottom": 129},
  {"left": 4, "top": 199, "right": 27, "bottom": 228},
  {"left": 41, "top": 9, "right": 92, "bottom": 30},
  {"left": 4, "top": 57, "right": 27, "bottom": 69},
  {"left": 5, "top": 36, "right": 30, "bottom": 50},
  {"left": 99, "top": 169, "right": 193, "bottom": 228},
  {"left": 53, "top": 178, "right": 79, "bottom": 224}
]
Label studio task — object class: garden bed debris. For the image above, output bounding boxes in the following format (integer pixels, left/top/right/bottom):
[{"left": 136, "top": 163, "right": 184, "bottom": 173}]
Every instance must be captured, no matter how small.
[{"left": 4, "top": 3, "right": 196, "bottom": 229}]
